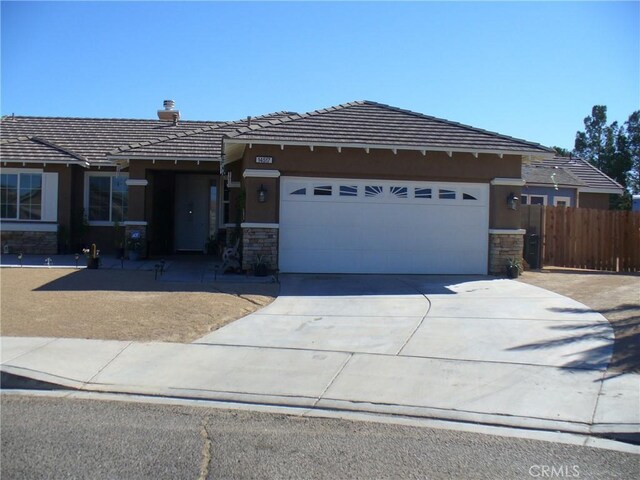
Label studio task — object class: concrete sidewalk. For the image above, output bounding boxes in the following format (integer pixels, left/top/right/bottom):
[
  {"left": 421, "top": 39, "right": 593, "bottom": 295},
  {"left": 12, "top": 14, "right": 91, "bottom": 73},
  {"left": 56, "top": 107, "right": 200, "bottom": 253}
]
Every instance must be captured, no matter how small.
[
  {"left": 1, "top": 274, "right": 638, "bottom": 441},
  {"left": 2, "top": 335, "right": 638, "bottom": 438}
]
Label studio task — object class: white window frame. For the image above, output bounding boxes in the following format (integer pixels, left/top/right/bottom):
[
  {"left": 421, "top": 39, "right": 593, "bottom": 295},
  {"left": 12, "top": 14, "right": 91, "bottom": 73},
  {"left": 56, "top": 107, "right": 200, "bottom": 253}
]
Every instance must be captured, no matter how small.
[
  {"left": 553, "top": 196, "right": 571, "bottom": 207},
  {"left": 522, "top": 194, "right": 547, "bottom": 206},
  {"left": 84, "top": 172, "right": 129, "bottom": 226},
  {"left": 0, "top": 168, "right": 57, "bottom": 222}
]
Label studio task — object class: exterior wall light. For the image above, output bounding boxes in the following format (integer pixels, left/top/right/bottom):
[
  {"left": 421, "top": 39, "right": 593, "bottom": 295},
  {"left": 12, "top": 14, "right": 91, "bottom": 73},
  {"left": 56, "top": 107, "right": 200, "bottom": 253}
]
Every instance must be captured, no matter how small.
[
  {"left": 507, "top": 192, "right": 519, "bottom": 210},
  {"left": 257, "top": 184, "right": 267, "bottom": 203}
]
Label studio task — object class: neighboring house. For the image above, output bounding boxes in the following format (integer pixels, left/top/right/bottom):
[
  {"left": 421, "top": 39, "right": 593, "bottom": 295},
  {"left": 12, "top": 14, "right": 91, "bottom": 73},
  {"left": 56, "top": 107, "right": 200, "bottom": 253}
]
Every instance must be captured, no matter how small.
[
  {"left": 522, "top": 156, "right": 623, "bottom": 209},
  {"left": 1, "top": 100, "right": 554, "bottom": 274}
]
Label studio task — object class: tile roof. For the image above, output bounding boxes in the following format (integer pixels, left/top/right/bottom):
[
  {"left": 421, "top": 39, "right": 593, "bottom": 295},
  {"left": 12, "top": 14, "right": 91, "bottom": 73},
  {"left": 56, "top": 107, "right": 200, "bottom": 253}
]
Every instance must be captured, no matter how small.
[
  {"left": 0, "top": 136, "right": 88, "bottom": 166},
  {"left": 224, "top": 100, "right": 554, "bottom": 156},
  {"left": 0, "top": 112, "right": 294, "bottom": 166},
  {"left": 522, "top": 165, "right": 584, "bottom": 187},
  {"left": 535, "top": 156, "right": 623, "bottom": 192}
]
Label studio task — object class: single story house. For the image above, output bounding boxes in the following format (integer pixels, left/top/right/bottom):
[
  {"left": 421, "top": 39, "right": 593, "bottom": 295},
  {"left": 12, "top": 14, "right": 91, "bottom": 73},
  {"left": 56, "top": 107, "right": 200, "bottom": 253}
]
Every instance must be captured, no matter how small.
[
  {"left": 1, "top": 100, "right": 554, "bottom": 274},
  {"left": 522, "top": 156, "right": 623, "bottom": 209}
]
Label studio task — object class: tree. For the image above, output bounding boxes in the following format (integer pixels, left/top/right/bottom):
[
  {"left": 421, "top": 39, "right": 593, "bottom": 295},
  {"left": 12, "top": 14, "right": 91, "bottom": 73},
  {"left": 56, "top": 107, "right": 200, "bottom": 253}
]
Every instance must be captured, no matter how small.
[
  {"left": 625, "top": 111, "right": 640, "bottom": 194},
  {"left": 552, "top": 146, "right": 571, "bottom": 157},
  {"left": 573, "top": 105, "right": 638, "bottom": 209}
]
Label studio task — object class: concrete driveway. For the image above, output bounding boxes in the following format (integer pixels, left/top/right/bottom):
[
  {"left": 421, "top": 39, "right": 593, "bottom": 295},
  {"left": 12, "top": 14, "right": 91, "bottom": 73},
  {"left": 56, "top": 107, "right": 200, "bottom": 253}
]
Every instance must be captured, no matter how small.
[
  {"left": 197, "top": 274, "right": 613, "bottom": 369},
  {"left": 195, "top": 274, "right": 631, "bottom": 432}
]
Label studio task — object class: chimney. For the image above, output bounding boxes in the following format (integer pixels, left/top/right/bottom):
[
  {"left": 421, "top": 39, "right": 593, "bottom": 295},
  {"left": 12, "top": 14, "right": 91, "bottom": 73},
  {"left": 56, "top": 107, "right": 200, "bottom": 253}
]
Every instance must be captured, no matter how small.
[{"left": 157, "top": 100, "right": 180, "bottom": 125}]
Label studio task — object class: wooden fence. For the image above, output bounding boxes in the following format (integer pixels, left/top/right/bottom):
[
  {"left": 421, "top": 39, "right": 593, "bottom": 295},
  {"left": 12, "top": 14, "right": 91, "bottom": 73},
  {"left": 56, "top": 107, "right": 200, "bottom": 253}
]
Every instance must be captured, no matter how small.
[{"left": 521, "top": 205, "right": 640, "bottom": 272}]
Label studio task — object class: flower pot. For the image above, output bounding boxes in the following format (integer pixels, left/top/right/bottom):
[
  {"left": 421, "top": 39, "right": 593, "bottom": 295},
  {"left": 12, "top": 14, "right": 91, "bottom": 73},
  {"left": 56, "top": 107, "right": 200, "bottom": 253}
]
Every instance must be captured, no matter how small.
[
  {"left": 506, "top": 265, "right": 519, "bottom": 279},
  {"left": 255, "top": 264, "right": 268, "bottom": 277},
  {"left": 128, "top": 251, "right": 140, "bottom": 261},
  {"left": 86, "top": 257, "right": 100, "bottom": 269}
]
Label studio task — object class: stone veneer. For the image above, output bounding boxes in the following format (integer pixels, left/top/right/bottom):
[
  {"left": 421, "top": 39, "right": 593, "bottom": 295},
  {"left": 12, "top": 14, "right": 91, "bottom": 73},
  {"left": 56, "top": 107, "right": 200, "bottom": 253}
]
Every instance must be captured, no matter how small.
[
  {"left": 489, "top": 233, "right": 524, "bottom": 275},
  {"left": 1, "top": 230, "right": 57, "bottom": 255},
  {"left": 242, "top": 227, "right": 278, "bottom": 271}
]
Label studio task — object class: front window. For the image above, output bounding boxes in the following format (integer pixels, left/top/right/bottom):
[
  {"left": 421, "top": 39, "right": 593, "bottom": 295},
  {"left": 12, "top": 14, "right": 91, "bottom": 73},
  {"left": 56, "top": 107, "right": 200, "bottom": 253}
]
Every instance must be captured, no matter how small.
[
  {"left": 87, "top": 174, "right": 128, "bottom": 223},
  {"left": 1, "top": 172, "right": 42, "bottom": 220}
]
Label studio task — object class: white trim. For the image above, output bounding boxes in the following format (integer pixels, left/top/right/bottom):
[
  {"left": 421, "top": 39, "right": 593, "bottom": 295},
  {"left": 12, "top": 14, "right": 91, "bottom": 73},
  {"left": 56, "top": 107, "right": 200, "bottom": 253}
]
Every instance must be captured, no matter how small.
[
  {"left": 243, "top": 169, "right": 281, "bottom": 178},
  {"left": 240, "top": 222, "right": 279, "bottom": 229},
  {"left": 222, "top": 223, "right": 237, "bottom": 228},
  {"left": 107, "top": 155, "right": 220, "bottom": 163},
  {"left": 0, "top": 221, "right": 57, "bottom": 232},
  {"left": 553, "top": 196, "right": 571, "bottom": 207},
  {"left": 123, "top": 221, "right": 148, "bottom": 226},
  {"left": 1, "top": 159, "right": 88, "bottom": 167},
  {"left": 125, "top": 179, "right": 148, "bottom": 187},
  {"left": 489, "top": 229, "right": 526, "bottom": 235},
  {"left": 522, "top": 194, "right": 548, "bottom": 206},
  {"left": 578, "top": 187, "right": 624, "bottom": 194},
  {"left": 1, "top": 167, "right": 44, "bottom": 174},
  {"left": 223, "top": 138, "right": 553, "bottom": 160},
  {"left": 491, "top": 177, "right": 526, "bottom": 186}
]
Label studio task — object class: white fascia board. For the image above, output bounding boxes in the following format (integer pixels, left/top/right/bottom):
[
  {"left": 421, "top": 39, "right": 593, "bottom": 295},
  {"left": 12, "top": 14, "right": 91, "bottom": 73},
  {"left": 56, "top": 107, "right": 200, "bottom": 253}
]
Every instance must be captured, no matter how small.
[
  {"left": 491, "top": 178, "right": 526, "bottom": 186},
  {"left": 125, "top": 179, "right": 148, "bottom": 187},
  {"left": 123, "top": 221, "right": 148, "bottom": 226},
  {"left": 489, "top": 228, "right": 526, "bottom": 235},
  {"left": 240, "top": 222, "right": 280, "bottom": 229},
  {"left": 223, "top": 138, "right": 553, "bottom": 160},
  {"left": 106, "top": 155, "right": 220, "bottom": 163},
  {"left": 1, "top": 159, "right": 88, "bottom": 167},
  {"left": 243, "top": 169, "right": 281, "bottom": 178},
  {"left": 524, "top": 183, "right": 581, "bottom": 189},
  {"left": 1, "top": 221, "right": 57, "bottom": 232},
  {"left": 578, "top": 187, "right": 624, "bottom": 195}
]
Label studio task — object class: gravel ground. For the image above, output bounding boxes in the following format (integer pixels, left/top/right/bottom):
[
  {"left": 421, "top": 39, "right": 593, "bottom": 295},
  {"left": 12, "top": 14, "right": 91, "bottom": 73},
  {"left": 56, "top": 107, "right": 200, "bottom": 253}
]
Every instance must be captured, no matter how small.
[
  {"left": 0, "top": 268, "right": 278, "bottom": 343},
  {"left": 518, "top": 269, "right": 640, "bottom": 375}
]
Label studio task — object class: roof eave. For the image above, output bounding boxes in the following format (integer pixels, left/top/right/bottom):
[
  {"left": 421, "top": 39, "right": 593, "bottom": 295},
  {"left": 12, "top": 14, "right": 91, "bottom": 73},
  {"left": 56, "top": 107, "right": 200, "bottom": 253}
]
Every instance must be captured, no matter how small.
[
  {"left": 578, "top": 187, "right": 624, "bottom": 195},
  {"left": 106, "top": 154, "right": 221, "bottom": 163},
  {"left": 0, "top": 158, "right": 89, "bottom": 168},
  {"left": 222, "top": 138, "right": 553, "bottom": 160}
]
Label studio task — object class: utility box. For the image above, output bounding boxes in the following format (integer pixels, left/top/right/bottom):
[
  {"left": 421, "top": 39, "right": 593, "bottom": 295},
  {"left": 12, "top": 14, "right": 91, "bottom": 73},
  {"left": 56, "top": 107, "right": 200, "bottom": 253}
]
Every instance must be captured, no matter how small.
[{"left": 524, "top": 233, "right": 541, "bottom": 269}]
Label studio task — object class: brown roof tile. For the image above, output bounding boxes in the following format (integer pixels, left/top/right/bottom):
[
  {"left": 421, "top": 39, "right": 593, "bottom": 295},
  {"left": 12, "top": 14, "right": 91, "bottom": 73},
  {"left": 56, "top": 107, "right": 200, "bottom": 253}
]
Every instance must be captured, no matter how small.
[{"left": 225, "top": 101, "right": 554, "bottom": 155}]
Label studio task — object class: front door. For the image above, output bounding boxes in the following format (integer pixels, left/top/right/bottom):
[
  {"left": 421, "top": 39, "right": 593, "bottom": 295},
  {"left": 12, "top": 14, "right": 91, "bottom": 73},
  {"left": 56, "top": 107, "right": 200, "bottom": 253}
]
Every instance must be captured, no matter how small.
[{"left": 174, "top": 174, "right": 210, "bottom": 252}]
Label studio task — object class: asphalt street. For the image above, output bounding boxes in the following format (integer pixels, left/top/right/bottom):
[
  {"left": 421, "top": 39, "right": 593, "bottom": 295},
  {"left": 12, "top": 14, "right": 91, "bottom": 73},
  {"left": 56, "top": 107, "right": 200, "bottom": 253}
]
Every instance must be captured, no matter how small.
[{"left": 1, "top": 394, "right": 637, "bottom": 479}]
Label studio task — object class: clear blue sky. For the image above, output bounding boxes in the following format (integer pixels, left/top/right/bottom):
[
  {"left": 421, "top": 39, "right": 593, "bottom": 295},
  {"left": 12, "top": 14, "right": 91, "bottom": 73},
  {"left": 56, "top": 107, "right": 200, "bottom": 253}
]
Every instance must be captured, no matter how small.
[{"left": 2, "top": 1, "right": 639, "bottom": 150}]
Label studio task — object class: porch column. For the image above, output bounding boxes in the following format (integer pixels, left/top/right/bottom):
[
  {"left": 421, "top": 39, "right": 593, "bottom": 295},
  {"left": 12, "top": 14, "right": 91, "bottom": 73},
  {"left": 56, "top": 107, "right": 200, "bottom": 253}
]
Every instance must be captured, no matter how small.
[
  {"left": 241, "top": 169, "right": 280, "bottom": 271},
  {"left": 488, "top": 178, "right": 526, "bottom": 274}
]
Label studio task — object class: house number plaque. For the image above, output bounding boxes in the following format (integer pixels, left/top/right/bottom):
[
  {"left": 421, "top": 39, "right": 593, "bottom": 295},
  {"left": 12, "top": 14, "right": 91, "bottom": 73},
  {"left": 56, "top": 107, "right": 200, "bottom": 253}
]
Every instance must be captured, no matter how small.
[{"left": 256, "top": 156, "right": 273, "bottom": 164}]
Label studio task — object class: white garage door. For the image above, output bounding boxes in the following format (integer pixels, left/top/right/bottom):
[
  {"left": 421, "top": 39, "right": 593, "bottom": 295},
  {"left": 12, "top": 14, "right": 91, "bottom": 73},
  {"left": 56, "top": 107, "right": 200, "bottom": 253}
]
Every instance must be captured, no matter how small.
[{"left": 279, "top": 177, "right": 489, "bottom": 274}]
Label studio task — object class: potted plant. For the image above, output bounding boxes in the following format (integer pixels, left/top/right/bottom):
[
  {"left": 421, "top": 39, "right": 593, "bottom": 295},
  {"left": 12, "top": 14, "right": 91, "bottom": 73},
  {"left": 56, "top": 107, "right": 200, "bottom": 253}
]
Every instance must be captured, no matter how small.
[
  {"left": 506, "top": 257, "right": 522, "bottom": 279},
  {"left": 83, "top": 243, "right": 100, "bottom": 269},
  {"left": 254, "top": 254, "right": 269, "bottom": 277},
  {"left": 127, "top": 233, "right": 143, "bottom": 261}
]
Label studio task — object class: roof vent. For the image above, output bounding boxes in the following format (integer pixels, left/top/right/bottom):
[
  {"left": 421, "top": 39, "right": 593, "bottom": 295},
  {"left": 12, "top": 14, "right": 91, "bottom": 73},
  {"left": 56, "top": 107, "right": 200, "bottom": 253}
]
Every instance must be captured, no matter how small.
[{"left": 157, "top": 100, "right": 180, "bottom": 125}]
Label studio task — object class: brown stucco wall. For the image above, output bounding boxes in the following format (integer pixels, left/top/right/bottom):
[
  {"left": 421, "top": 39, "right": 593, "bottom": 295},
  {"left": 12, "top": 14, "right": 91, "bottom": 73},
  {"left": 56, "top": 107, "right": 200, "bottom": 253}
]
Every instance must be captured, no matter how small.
[
  {"left": 237, "top": 144, "right": 523, "bottom": 230},
  {"left": 579, "top": 192, "right": 611, "bottom": 210},
  {"left": 240, "top": 145, "right": 521, "bottom": 183},
  {"left": 243, "top": 176, "right": 279, "bottom": 223},
  {"left": 490, "top": 184, "right": 523, "bottom": 229}
]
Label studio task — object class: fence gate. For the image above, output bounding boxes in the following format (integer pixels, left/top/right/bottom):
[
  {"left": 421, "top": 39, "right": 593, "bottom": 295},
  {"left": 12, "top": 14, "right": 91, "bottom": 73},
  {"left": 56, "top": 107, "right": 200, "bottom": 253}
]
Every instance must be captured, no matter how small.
[{"left": 521, "top": 205, "right": 640, "bottom": 272}]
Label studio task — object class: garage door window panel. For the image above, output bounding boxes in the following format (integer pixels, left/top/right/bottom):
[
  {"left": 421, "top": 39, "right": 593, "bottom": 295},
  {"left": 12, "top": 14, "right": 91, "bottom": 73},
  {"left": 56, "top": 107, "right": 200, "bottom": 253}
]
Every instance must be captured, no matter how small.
[{"left": 365, "top": 185, "right": 384, "bottom": 198}]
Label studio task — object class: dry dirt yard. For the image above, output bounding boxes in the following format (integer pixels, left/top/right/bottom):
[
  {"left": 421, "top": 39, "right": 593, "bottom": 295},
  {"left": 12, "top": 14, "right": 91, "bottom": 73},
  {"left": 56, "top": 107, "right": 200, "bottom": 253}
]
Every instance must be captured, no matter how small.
[
  {"left": 518, "top": 269, "right": 640, "bottom": 375},
  {"left": 0, "top": 268, "right": 277, "bottom": 343}
]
